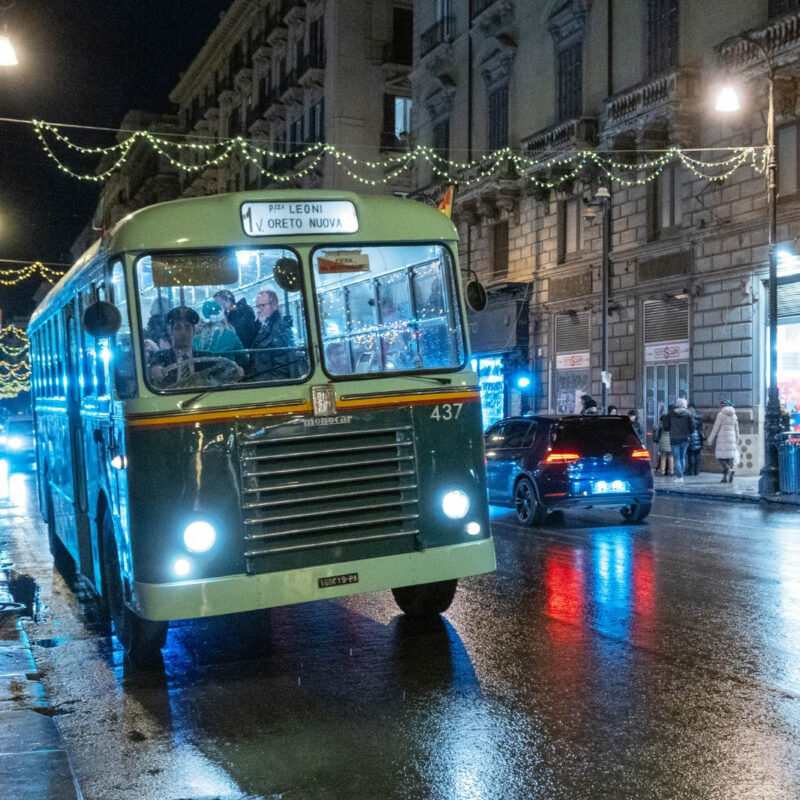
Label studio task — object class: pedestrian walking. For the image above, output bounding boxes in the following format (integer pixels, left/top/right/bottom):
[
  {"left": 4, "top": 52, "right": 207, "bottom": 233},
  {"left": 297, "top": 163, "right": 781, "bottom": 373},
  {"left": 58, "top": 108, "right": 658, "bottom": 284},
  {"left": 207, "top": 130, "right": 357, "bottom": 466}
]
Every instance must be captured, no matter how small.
[
  {"left": 628, "top": 409, "right": 644, "bottom": 443},
  {"left": 580, "top": 394, "right": 599, "bottom": 415},
  {"left": 706, "top": 399, "right": 740, "bottom": 483},
  {"left": 686, "top": 403, "right": 705, "bottom": 475},
  {"left": 653, "top": 409, "right": 673, "bottom": 476},
  {"left": 662, "top": 398, "right": 696, "bottom": 483}
]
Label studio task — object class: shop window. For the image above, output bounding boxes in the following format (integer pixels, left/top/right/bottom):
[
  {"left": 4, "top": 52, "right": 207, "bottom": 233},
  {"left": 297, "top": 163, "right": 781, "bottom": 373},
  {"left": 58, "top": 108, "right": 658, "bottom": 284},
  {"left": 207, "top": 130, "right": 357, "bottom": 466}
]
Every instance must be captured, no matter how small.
[
  {"left": 558, "top": 197, "right": 583, "bottom": 261},
  {"left": 557, "top": 39, "right": 582, "bottom": 121},
  {"left": 488, "top": 84, "right": 508, "bottom": 150},
  {"left": 492, "top": 221, "right": 509, "bottom": 279},
  {"left": 648, "top": 162, "right": 682, "bottom": 239},
  {"left": 778, "top": 123, "right": 799, "bottom": 197}
]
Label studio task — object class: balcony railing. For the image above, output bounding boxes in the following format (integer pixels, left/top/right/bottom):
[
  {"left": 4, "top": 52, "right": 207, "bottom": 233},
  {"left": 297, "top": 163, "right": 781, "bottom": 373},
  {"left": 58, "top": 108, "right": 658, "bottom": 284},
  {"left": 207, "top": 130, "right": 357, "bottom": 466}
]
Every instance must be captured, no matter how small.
[
  {"left": 602, "top": 69, "right": 698, "bottom": 132},
  {"left": 420, "top": 16, "right": 454, "bottom": 58},
  {"left": 522, "top": 117, "right": 598, "bottom": 160},
  {"left": 716, "top": 11, "right": 800, "bottom": 72}
]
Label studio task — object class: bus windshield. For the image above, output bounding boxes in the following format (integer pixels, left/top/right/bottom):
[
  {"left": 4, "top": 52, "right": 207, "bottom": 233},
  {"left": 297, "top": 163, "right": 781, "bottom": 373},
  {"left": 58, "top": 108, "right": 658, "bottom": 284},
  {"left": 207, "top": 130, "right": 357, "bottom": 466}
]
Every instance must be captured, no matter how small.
[
  {"left": 312, "top": 244, "right": 465, "bottom": 376},
  {"left": 136, "top": 249, "right": 310, "bottom": 392}
]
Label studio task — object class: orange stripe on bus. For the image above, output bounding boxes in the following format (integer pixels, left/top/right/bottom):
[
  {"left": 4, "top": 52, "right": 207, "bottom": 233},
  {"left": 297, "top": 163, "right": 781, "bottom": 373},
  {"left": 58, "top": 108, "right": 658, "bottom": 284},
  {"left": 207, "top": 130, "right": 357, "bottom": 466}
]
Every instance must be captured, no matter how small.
[{"left": 125, "top": 391, "right": 480, "bottom": 430}]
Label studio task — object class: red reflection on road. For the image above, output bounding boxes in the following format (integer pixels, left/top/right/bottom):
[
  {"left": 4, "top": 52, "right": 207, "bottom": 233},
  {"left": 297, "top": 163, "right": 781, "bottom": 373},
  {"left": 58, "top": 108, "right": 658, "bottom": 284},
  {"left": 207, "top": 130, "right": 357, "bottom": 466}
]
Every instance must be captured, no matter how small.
[
  {"left": 544, "top": 546, "right": 585, "bottom": 633},
  {"left": 632, "top": 543, "right": 656, "bottom": 647}
]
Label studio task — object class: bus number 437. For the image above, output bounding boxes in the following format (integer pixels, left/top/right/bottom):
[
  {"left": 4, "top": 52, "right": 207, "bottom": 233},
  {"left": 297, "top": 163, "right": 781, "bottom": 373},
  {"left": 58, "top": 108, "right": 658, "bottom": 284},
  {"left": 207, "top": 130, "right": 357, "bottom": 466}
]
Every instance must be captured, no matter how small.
[{"left": 430, "top": 403, "right": 462, "bottom": 421}]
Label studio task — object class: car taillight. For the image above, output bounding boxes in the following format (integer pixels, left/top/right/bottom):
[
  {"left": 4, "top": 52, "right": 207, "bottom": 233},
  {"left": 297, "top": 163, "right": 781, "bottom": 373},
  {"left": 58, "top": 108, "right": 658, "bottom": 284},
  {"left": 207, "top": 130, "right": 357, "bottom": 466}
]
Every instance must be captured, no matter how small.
[
  {"left": 544, "top": 452, "right": 580, "bottom": 464},
  {"left": 632, "top": 449, "right": 651, "bottom": 459}
]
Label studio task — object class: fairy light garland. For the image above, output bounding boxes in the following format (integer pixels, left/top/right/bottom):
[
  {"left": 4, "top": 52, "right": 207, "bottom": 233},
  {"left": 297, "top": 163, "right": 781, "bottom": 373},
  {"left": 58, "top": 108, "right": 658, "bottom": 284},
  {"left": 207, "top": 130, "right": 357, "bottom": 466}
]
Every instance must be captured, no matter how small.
[
  {"left": 31, "top": 120, "right": 768, "bottom": 190},
  {"left": 0, "top": 261, "right": 66, "bottom": 286}
]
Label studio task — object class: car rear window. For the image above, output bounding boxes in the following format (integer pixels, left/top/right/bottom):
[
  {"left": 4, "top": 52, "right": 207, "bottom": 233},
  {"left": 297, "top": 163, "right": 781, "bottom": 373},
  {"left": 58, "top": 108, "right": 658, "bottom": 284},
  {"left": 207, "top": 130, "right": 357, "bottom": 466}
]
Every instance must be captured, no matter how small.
[
  {"left": 485, "top": 420, "right": 534, "bottom": 448},
  {"left": 551, "top": 418, "right": 640, "bottom": 455}
]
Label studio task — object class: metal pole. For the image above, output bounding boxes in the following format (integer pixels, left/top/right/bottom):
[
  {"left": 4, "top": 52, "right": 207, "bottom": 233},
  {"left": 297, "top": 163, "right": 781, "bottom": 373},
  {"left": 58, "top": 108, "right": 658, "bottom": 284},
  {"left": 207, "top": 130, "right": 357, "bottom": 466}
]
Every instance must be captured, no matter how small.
[
  {"left": 601, "top": 204, "right": 610, "bottom": 412},
  {"left": 759, "top": 76, "right": 781, "bottom": 495}
]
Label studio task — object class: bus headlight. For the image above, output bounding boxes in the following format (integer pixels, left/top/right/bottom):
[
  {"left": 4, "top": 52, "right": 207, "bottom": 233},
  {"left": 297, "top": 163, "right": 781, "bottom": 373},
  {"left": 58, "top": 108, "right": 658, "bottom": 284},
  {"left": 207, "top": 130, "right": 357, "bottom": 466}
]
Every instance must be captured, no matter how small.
[
  {"left": 465, "top": 521, "right": 481, "bottom": 536},
  {"left": 442, "top": 490, "right": 470, "bottom": 519},
  {"left": 173, "top": 558, "right": 191, "bottom": 577},
  {"left": 183, "top": 521, "right": 216, "bottom": 553}
]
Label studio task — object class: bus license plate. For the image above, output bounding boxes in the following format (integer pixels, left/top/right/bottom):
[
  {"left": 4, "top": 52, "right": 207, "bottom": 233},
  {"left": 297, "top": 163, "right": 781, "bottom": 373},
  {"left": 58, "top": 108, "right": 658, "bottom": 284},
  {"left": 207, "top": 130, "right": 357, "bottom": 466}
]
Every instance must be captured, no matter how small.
[{"left": 318, "top": 572, "right": 359, "bottom": 589}]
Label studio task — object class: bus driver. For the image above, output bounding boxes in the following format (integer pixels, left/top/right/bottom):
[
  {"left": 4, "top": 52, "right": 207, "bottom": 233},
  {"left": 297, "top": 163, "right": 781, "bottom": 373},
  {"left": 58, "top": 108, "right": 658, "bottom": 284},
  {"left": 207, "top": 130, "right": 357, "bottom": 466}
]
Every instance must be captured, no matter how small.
[{"left": 148, "top": 306, "right": 243, "bottom": 389}]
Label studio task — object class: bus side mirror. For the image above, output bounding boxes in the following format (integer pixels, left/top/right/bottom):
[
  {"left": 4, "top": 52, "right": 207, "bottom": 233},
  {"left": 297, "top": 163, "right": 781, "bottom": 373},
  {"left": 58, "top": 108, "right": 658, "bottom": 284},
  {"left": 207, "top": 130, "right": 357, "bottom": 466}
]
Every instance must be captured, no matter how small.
[
  {"left": 83, "top": 301, "right": 122, "bottom": 338},
  {"left": 466, "top": 279, "right": 487, "bottom": 312}
]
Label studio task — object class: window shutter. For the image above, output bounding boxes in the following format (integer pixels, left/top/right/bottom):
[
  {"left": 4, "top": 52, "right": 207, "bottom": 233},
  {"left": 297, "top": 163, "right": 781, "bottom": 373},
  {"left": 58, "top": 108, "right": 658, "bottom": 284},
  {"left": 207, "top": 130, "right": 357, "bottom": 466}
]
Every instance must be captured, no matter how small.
[
  {"left": 643, "top": 298, "right": 688, "bottom": 343},
  {"left": 555, "top": 311, "right": 590, "bottom": 353}
]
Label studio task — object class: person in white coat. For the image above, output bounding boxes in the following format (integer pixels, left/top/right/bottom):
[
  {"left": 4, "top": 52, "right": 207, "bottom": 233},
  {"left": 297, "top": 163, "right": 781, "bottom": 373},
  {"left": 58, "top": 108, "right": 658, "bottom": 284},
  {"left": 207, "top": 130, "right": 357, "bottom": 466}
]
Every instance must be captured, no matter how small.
[{"left": 706, "top": 399, "right": 740, "bottom": 483}]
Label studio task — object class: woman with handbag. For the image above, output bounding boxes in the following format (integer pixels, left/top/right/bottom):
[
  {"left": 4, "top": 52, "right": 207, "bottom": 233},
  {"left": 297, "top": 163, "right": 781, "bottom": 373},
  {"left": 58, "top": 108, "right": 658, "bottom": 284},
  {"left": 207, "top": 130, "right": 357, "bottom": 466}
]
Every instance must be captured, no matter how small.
[
  {"left": 654, "top": 410, "right": 673, "bottom": 476},
  {"left": 706, "top": 399, "right": 740, "bottom": 483}
]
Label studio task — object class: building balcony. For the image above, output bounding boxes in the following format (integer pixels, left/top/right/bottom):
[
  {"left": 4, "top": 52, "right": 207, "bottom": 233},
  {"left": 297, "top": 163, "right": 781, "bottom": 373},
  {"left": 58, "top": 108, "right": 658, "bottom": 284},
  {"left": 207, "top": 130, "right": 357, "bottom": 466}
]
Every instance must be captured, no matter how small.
[
  {"left": 420, "top": 15, "right": 455, "bottom": 58},
  {"left": 299, "top": 50, "right": 325, "bottom": 88},
  {"left": 470, "top": 0, "right": 514, "bottom": 37},
  {"left": 522, "top": 117, "right": 598, "bottom": 161},
  {"left": 716, "top": 11, "right": 800, "bottom": 75},
  {"left": 600, "top": 69, "right": 699, "bottom": 147}
]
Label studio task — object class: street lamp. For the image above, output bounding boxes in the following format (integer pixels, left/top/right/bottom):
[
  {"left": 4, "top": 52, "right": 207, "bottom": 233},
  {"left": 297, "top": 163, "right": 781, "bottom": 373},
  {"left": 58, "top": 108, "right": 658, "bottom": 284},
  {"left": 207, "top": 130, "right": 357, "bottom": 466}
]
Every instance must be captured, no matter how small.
[
  {"left": 715, "top": 35, "right": 779, "bottom": 495},
  {"left": 0, "top": 29, "right": 16, "bottom": 66},
  {"left": 585, "top": 185, "right": 612, "bottom": 411}
]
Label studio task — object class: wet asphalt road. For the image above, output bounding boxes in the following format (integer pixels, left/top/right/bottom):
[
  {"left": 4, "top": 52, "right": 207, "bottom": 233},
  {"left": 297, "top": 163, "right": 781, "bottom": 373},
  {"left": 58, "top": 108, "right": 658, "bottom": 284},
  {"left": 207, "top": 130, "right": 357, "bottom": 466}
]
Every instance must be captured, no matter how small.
[{"left": 2, "top": 467, "right": 800, "bottom": 800}]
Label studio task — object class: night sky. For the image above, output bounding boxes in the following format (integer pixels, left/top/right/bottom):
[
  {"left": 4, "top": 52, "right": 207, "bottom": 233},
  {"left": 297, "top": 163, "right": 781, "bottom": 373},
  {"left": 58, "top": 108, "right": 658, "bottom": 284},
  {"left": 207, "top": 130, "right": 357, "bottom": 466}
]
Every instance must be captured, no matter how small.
[{"left": 0, "top": 0, "right": 232, "bottom": 318}]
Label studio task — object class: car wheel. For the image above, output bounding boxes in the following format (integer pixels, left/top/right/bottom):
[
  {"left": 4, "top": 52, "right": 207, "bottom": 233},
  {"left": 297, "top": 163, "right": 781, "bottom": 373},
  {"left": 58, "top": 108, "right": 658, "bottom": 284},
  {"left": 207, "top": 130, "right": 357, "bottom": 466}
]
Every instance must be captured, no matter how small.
[
  {"left": 46, "top": 491, "right": 75, "bottom": 582},
  {"left": 621, "top": 499, "right": 652, "bottom": 523},
  {"left": 514, "top": 477, "right": 547, "bottom": 526},
  {"left": 101, "top": 508, "right": 167, "bottom": 669},
  {"left": 392, "top": 579, "right": 457, "bottom": 617}
]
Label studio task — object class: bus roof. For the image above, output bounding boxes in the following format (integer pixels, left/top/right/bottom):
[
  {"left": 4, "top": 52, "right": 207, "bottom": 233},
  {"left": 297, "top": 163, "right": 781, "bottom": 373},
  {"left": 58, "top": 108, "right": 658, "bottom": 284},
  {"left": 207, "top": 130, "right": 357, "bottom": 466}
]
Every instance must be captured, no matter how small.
[{"left": 31, "top": 190, "right": 458, "bottom": 328}]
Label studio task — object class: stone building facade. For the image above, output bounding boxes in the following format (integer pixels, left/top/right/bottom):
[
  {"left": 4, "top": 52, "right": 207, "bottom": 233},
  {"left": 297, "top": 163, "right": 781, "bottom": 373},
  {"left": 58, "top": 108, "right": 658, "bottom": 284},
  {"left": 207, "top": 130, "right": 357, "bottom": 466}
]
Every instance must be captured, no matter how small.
[{"left": 410, "top": 0, "right": 800, "bottom": 473}]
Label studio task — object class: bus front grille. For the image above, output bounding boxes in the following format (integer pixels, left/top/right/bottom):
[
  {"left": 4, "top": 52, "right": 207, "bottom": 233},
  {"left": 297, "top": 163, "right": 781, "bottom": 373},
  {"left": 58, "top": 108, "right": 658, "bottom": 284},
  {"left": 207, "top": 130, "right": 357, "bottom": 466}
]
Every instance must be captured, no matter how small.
[{"left": 238, "top": 423, "right": 419, "bottom": 571}]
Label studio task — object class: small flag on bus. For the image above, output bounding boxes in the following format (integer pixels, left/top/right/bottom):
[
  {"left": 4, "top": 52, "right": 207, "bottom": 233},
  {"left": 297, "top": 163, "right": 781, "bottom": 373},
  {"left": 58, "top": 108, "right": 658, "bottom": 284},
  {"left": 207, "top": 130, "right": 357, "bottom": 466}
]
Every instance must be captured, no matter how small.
[{"left": 437, "top": 186, "right": 453, "bottom": 218}]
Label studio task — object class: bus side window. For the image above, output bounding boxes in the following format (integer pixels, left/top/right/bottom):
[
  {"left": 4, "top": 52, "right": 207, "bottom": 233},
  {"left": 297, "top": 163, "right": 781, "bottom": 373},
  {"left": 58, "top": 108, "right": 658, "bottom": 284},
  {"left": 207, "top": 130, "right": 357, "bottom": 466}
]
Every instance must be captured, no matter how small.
[{"left": 110, "top": 261, "right": 137, "bottom": 399}]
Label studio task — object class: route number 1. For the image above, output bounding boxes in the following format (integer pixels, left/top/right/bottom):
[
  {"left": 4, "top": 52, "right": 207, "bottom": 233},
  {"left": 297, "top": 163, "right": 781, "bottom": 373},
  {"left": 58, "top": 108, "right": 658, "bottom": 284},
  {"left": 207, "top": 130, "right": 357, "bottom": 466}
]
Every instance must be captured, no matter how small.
[{"left": 430, "top": 403, "right": 462, "bottom": 421}]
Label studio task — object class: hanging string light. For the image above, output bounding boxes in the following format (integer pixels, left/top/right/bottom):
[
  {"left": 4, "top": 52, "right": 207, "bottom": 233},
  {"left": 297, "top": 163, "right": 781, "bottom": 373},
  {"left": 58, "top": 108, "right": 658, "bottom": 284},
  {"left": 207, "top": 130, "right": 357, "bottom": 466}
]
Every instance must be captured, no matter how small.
[
  {"left": 30, "top": 119, "right": 768, "bottom": 190},
  {"left": 0, "top": 260, "right": 66, "bottom": 285}
]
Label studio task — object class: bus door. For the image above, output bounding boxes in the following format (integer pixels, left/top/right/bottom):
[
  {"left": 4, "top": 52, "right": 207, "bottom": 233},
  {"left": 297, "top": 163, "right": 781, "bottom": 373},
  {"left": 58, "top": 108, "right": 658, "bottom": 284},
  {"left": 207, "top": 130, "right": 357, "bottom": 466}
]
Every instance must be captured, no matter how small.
[{"left": 63, "top": 301, "right": 92, "bottom": 575}]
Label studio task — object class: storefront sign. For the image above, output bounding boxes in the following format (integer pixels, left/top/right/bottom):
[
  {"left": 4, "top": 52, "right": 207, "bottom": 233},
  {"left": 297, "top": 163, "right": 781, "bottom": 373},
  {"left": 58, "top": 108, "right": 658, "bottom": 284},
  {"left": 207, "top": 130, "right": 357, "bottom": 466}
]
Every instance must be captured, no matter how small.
[
  {"left": 241, "top": 200, "right": 359, "bottom": 236},
  {"left": 645, "top": 340, "right": 690, "bottom": 363},
  {"left": 556, "top": 352, "right": 590, "bottom": 370}
]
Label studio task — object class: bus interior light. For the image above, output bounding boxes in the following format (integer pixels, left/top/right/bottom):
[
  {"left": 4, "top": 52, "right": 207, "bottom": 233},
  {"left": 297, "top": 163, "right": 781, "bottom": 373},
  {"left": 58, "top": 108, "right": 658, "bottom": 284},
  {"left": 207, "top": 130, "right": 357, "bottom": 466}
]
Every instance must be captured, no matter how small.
[
  {"left": 442, "top": 489, "right": 470, "bottom": 519},
  {"left": 173, "top": 558, "right": 191, "bottom": 577},
  {"left": 183, "top": 521, "right": 216, "bottom": 553}
]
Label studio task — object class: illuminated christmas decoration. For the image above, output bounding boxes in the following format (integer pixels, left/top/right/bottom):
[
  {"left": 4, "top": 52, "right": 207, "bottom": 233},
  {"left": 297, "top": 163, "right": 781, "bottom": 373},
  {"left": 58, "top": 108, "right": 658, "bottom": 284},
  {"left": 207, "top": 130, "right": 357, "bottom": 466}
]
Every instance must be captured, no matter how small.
[
  {"left": 0, "top": 260, "right": 66, "bottom": 285},
  {"left": 30, "top": 119, "right": 768, "bottom": 189}
]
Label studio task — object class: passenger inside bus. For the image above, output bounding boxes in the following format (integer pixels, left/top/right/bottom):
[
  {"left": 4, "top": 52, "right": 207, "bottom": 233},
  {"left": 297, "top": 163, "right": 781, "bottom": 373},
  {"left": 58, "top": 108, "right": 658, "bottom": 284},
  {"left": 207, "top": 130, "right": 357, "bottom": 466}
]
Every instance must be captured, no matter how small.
[
  {"left": 325, "top": 341, "right": 351, "bottom": 375},
  {"left": 148, "top": 306, "right": 243, "bottom": 390},
  {"left": 249, "top": 290, "right": 296, "bottom": 379},
  {"left": 193, "top": 299, "right": 249, "bottom": 367}
]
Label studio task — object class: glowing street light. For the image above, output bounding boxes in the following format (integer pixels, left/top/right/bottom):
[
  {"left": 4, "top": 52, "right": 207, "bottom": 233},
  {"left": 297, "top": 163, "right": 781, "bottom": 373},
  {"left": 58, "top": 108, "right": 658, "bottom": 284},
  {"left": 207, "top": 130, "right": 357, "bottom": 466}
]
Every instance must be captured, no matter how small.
[{"left": 0, "top": 29, "right": 17, "bottom": 67}]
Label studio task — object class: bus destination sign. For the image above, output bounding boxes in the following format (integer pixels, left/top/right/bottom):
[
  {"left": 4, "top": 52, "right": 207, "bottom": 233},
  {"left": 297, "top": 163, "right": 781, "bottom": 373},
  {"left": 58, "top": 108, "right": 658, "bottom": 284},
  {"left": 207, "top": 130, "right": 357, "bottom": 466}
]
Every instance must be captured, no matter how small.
[{"left": 241, "top": 200, "right": 358, "bottom": 237}]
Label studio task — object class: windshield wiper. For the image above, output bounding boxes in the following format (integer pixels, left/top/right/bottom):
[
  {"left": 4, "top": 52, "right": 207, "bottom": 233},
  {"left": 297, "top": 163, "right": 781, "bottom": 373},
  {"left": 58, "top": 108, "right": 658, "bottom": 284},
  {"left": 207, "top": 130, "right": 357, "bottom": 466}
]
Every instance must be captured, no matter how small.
[{"left": 177, "top": 358, "right": 306, "bottom": 409}]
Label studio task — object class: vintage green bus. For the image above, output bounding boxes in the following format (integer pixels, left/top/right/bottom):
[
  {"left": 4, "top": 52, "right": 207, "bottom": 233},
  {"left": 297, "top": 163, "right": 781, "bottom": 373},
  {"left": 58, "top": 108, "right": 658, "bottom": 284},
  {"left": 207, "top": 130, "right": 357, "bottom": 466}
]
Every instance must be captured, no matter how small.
[{"left": 28, "top": 190, "right": 495, "bottom": 666}]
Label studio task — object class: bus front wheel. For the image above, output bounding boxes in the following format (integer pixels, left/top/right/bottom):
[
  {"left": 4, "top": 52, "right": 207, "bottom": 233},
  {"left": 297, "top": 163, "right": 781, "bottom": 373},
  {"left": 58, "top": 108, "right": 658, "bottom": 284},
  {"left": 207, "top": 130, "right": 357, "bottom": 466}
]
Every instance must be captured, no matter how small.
[
  {"left": 392, "top": 579, "right": 457, "bottom": 617},
  {"left": 101, "top": 509, "right": 167, "bottom": 668}
]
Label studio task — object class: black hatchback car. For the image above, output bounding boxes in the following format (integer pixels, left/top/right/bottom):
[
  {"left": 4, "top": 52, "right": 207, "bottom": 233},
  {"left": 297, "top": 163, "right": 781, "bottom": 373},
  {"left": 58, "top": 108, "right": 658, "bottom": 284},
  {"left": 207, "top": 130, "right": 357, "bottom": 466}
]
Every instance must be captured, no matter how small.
[{"left": 485, "top": 414, "right": 654, "bottom": 525}]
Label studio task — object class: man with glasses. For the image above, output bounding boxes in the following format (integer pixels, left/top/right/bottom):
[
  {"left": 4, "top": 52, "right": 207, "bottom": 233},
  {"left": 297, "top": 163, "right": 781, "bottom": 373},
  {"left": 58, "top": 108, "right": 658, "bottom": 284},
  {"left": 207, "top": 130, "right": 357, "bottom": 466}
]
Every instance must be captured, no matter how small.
[{"left": 249, "top": 289, "right": 295, "bottom": 378}]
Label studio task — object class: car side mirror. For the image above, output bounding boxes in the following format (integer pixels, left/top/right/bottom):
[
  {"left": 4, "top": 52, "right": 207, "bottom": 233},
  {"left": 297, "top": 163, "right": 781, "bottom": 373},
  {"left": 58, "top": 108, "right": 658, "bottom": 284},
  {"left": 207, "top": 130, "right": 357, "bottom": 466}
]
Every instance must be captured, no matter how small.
[{"left": 83, "top": 301, "right": 122, "bottom": 338}]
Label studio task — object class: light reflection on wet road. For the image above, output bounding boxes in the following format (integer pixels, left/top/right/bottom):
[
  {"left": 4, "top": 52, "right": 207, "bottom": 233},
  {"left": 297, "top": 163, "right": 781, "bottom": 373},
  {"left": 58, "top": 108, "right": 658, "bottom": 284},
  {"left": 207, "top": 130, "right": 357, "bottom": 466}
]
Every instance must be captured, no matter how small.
[{"left": 2, "top": 467, "right": 800, "bottom": 799}]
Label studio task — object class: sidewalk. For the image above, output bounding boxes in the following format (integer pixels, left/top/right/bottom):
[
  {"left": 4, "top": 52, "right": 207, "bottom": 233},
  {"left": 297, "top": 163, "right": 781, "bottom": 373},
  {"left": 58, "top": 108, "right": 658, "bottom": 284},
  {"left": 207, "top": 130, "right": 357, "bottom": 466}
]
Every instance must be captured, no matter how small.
[
  {"left": 654, "top": 471, "right": 800, "bottom": 506},
  {"left": 0, "top": 563, "right": 81, "bottom": 800}
]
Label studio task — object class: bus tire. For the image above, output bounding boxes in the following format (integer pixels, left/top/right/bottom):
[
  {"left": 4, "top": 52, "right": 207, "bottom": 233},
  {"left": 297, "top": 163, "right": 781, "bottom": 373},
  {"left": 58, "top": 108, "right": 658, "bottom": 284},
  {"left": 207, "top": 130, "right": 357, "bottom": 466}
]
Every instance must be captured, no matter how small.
[
  {"left": 101, "top": 509, "right": 167, "bottom": 669},
  {"left": 46, "top": 491, "right": 75, "bottom": 582},
  {"left": 392, "top": 579, "right": 457, "bottom": 617}
]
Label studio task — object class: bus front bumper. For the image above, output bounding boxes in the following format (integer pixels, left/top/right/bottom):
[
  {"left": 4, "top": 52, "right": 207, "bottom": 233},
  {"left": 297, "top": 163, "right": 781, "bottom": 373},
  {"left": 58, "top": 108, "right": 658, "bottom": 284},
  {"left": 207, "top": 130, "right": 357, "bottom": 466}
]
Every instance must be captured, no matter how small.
[{"left": 132, "top": 537, "right": 496, "bottom": 621}]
